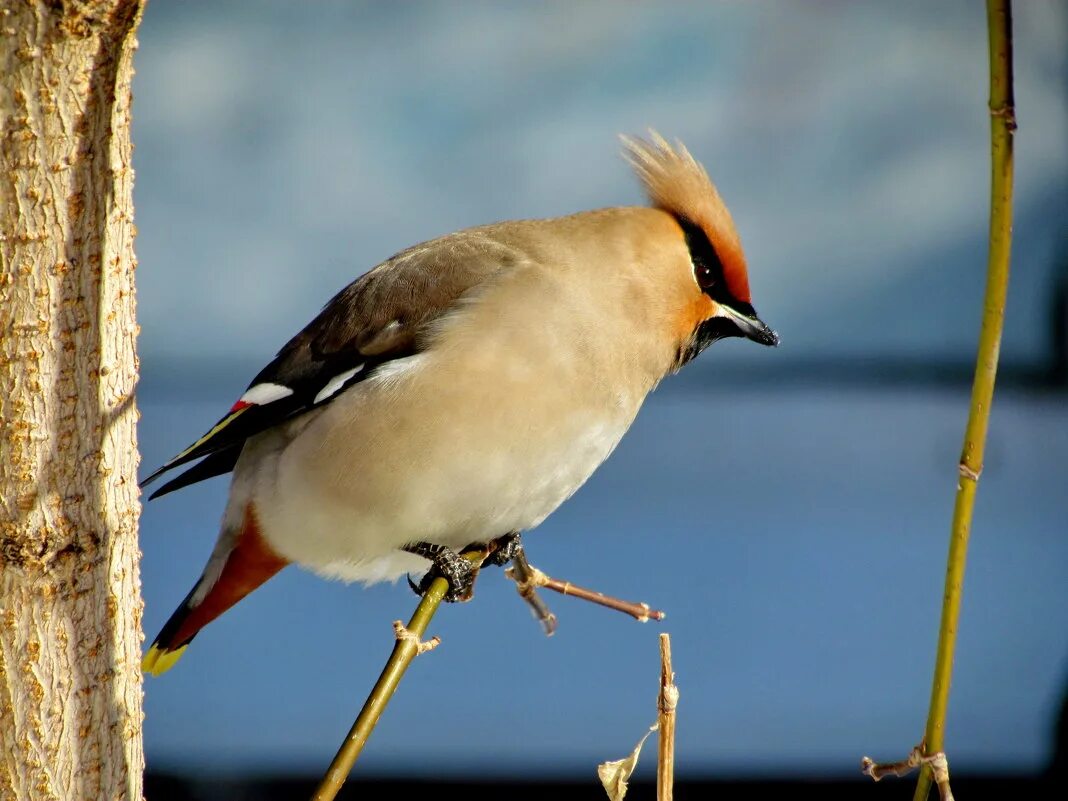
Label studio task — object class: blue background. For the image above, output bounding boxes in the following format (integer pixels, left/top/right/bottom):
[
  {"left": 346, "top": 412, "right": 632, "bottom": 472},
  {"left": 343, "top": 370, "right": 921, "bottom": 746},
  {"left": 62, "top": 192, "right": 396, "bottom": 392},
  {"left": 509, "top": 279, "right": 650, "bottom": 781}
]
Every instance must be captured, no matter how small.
[{"left": 133, "top": 0, "right": 1067, "bottom": 781}]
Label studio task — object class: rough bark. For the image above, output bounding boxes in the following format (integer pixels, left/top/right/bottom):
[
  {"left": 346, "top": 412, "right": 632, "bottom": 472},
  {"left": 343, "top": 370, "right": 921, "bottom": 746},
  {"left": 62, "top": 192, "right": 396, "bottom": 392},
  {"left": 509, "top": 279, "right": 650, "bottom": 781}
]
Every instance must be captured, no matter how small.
[{"left": 0, "top": 2, "right": 145, "bottom": 799}]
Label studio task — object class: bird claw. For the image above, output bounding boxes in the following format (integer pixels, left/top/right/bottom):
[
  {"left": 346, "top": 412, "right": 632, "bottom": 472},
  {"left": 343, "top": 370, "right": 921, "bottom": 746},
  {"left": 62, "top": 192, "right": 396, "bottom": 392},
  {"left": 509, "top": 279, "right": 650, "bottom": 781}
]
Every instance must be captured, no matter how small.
[
  {"left": 404, "top": 542, "right": 476, "bottom": 602},
  {"left": 404, "top": 531, "right": 525, "bottom": 602},
  {"left": 483, "top": 531, "right": 523, "bottom": 567}
]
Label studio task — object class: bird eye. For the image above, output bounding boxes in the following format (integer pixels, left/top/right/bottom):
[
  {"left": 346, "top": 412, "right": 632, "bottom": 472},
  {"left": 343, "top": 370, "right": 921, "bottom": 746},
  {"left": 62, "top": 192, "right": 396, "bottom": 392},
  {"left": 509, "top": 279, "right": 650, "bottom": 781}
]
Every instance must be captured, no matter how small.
[{"left": 679, "top": 217, "right": 726, "bottom": 295}]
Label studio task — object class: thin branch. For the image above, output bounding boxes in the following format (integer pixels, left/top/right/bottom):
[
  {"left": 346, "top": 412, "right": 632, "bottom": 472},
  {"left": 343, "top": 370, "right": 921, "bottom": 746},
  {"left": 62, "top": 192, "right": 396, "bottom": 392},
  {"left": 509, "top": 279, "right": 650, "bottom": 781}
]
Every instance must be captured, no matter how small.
[
  {"left": 506, "top": 562, "right": 666, "bottom": 625},
  {"left": 314, "top": 542, "right": 664, "bottom": 801},
  {"left": 311, "top": 548, "right": 488, "bottom": 801},
  {"left": 912, "top": 2, "right": 1014, "bottom": 799},
  {"left": 863, "top": 744, "right": 954, "bottom": 801},
  {"left": 657, "top": 634, "right": 678, "bottom": 801},
  {"left": 509, "top": 547, "right": 559, "bottom": 635}
]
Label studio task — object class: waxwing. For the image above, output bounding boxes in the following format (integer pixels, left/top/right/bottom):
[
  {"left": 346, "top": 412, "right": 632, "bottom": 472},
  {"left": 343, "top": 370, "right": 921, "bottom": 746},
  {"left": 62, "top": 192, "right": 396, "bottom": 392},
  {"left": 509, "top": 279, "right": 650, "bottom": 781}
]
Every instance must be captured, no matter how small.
[{"left": 141, "top": 134, "right": 778, "bottom": 675}]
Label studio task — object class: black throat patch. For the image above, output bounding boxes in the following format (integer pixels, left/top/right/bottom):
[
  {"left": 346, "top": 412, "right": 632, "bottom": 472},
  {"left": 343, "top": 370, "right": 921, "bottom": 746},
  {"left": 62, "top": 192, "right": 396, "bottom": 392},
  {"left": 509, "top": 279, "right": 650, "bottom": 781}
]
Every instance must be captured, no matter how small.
[{"left": 676, "top": 316, "right": 743, "bottom": 368}]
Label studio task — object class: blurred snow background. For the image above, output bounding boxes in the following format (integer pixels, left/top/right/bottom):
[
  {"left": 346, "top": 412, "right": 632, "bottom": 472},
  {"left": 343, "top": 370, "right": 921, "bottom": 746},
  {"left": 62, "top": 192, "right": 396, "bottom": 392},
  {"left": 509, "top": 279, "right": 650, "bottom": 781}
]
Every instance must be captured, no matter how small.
[{"left": 133, "top": 0, "right": 1067, "bottom": 780}]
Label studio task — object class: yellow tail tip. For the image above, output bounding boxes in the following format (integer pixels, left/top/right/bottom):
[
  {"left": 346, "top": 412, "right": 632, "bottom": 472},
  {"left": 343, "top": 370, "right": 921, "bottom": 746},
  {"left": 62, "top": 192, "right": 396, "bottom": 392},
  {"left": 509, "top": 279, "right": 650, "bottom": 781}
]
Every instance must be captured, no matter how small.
[{"left": 142, "top": 643, "right": 188, "bottom": 676}]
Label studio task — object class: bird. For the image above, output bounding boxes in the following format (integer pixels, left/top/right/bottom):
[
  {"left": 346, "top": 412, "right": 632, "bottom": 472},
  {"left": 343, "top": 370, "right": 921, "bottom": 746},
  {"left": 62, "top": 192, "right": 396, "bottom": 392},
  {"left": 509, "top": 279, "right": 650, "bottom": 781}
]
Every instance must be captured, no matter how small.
[{"left": 140, "top": 134, "right": 779, "bottom": 676}]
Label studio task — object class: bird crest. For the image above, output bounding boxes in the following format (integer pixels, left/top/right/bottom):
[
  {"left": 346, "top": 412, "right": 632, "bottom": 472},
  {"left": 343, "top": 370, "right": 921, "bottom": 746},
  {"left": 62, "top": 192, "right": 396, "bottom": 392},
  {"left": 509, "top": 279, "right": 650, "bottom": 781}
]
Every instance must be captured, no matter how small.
[{"left": 622, "top": 132, "right": 751, "bottom": 304}]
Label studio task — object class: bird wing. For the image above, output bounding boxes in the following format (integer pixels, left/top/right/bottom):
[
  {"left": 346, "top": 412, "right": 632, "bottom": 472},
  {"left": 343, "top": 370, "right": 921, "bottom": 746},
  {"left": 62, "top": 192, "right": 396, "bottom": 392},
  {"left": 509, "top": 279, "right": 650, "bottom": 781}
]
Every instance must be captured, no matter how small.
[{"left": 141, "top": 233, "right": 518, "bottom": 498}]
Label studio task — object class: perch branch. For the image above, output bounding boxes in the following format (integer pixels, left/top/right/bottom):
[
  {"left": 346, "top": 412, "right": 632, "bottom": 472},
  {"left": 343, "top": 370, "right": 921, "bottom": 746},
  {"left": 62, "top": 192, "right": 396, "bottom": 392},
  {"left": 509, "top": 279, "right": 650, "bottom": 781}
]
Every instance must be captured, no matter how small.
[
  {"left": 311, "top": 547, "right": 489, "bottom": 801},
  {"left": 509, "top": 547, "right": 559, "bottom": 635},
  {"left": 506, "top": 560, "right": 666, "bottom": 626}
]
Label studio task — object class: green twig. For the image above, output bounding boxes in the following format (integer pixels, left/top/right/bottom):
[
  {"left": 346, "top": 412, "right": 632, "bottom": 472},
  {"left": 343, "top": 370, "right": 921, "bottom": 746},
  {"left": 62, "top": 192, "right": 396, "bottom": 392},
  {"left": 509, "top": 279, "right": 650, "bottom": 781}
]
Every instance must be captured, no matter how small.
[
  {"left": 311, "top": 549, "right": 488, "bottom": 801},
  {"left": 912, "top": 2, "right": 1015, "bottom": 799}
]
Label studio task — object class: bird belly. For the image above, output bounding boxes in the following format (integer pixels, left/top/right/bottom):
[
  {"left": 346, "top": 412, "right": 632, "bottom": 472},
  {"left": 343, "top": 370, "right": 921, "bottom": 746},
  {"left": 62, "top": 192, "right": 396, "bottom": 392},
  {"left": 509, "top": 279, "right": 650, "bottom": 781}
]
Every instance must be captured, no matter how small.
[{"left": 253, "top": 351, "right": 640, "bottom": 585}]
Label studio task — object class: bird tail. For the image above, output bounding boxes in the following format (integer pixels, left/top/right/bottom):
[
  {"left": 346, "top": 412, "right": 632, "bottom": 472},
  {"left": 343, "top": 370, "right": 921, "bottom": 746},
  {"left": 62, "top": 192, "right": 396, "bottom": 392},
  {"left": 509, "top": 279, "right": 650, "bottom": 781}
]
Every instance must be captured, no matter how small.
[
  {"left": 142, "top": 586, "right": 200, "bottom": 676},
  {"left": 143, "top": 503, "right": 288, "bottom": 676}
]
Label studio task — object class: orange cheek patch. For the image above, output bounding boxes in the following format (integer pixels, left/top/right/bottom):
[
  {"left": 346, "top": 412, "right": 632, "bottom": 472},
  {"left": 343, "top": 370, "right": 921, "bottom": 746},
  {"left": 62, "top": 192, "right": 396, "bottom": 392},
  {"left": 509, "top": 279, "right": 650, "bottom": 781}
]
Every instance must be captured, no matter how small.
[
  {"left": 673, "top": 294, "right": 717, "bottom": 343},
  {"left": 694, "top": 293, "right": 717, "bottom": 322}
]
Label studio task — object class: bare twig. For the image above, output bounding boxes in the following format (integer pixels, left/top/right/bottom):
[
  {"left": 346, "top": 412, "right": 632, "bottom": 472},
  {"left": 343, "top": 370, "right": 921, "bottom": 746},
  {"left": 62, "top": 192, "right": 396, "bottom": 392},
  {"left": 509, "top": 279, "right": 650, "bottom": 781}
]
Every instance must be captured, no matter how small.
[
  {"left": 597, "top": 634, "right": 679, "bottom": 801},
  {"left": 506, "top": 562, "right": 666, "bottom": 625},
  {"left": 657, "top": 634, "right": 679, "bottom": 801},
  {"left": 392, "top": 620, "right": 441, "bottom": 654},
  {"left": 863, "top": 744, "right": 954, "bottom": 801},
  {"left": 509, "top": 548, "right": 558, "bottom": 635},
  {"left": 910, "top": 3, "right": 1014, "bottom": 799},
  {"left": 311, "top": 548, "right": 488, "bottom": 801}
]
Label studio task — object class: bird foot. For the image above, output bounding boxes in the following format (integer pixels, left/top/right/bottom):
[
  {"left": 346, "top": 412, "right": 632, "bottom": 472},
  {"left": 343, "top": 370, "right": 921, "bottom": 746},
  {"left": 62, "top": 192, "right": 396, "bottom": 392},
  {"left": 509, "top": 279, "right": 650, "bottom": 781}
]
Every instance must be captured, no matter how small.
[
  {"left": 404, "top": 542, "right": 477, "bottom": 602},
  {"left": 403, "top": 532, "right": 524, "bottom": 602},
  {"left": 483, "top": 531, "right": 523, "bottom": 567}
]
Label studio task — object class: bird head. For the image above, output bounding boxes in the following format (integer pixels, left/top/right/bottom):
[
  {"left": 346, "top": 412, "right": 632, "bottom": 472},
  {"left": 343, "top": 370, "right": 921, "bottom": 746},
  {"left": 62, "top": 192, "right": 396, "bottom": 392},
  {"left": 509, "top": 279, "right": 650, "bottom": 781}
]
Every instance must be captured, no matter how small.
[{"left": 623, "top": 133, "right": 778, "bottom": 365}]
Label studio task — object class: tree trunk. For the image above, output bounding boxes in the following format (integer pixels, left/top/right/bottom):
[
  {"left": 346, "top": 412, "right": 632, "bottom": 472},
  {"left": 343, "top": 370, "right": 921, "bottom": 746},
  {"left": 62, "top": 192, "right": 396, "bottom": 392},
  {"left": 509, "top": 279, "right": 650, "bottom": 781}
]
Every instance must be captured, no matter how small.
[{"left": 0, "top": 2, "right": 145, "bottom": 799}]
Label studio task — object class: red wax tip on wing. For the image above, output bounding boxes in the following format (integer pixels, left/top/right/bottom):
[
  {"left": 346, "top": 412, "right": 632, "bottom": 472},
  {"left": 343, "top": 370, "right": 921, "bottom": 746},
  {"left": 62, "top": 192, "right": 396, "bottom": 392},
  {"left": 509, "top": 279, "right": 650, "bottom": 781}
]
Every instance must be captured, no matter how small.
[{"left": 230, "top": 400, "right": 252, "bottom": 413}]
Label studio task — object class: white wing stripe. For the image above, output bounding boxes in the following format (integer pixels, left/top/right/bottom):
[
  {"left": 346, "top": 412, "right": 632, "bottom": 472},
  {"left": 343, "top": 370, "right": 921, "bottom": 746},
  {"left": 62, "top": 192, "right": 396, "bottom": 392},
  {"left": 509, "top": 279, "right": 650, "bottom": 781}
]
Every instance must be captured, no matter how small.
[
  {"left": 240, "top": 382, "right": 294, "bottom": 405},
  {"left": 314, "top": 365, "right": 363, "bottom": 405}
]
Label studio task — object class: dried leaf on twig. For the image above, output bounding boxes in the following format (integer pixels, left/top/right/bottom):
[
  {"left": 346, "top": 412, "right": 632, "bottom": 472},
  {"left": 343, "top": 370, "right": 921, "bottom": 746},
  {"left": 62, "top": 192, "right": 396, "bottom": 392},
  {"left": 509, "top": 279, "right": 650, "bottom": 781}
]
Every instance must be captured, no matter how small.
[{"left": 597, "top": 724, "right": 657, "bottom": 801}]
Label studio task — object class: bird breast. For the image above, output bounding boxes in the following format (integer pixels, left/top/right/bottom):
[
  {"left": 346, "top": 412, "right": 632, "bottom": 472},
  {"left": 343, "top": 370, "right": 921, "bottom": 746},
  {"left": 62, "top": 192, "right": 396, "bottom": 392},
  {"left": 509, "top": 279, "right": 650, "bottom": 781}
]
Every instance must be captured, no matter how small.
[{"left": 249, "top": 233, "right": 679, "bottom": 583}]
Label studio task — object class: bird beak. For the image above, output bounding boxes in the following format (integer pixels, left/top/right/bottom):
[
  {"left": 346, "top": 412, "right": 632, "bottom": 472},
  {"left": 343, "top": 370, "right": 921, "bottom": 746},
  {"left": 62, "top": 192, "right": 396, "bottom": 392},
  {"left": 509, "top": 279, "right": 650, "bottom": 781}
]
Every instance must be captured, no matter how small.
[{"left": 719, "top": 304, "right": 780, "bottom": 347}]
